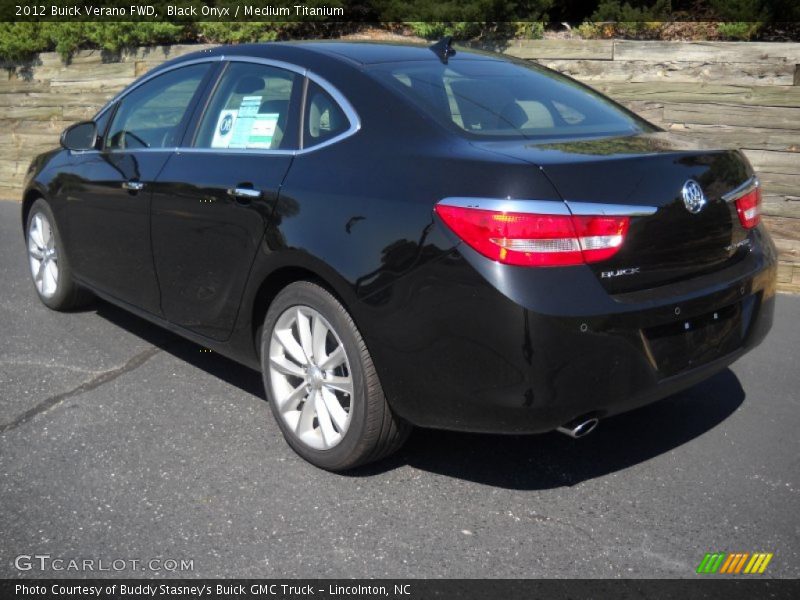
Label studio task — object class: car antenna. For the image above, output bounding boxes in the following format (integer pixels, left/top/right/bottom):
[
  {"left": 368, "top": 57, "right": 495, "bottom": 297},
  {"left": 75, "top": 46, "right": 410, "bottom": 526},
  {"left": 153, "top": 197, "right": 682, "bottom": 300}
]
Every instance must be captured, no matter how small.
[{"left": 430, "top": 36, "right": 456, "bottom": 64}]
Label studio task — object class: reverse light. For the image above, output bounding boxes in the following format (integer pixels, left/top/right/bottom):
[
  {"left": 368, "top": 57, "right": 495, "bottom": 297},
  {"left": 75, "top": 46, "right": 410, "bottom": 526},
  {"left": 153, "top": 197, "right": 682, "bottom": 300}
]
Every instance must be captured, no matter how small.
[
  {"left": 735, "top": 186, "right": 761, "bottom": 229},
  {"left": 434, "top": 204, "right": 630, "bottom": 267}
]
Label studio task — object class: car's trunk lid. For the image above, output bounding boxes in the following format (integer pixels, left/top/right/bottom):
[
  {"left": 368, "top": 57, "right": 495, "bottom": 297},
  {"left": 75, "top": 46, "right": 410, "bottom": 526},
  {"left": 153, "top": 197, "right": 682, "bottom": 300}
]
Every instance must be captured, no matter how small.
[{"left": 474, "top": 133, "right": 754, "bottom": 294}]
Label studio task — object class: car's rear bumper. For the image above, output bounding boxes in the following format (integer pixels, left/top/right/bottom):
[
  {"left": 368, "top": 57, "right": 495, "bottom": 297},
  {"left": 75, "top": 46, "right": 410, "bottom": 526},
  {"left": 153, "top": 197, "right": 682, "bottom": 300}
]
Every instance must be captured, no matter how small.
[{"left": 358, "top": 226, "right": 778, "bottom": 433}]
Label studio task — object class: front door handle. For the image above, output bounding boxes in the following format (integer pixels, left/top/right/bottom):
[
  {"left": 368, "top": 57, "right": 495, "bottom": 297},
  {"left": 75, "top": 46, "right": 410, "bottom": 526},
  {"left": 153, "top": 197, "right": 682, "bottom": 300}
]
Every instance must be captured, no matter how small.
[
  {"left": 227, "top": 187, "right": 262, "bottom": 201},
  {"left": 122, "top": 181, "right": 145, "bottom": 191}
]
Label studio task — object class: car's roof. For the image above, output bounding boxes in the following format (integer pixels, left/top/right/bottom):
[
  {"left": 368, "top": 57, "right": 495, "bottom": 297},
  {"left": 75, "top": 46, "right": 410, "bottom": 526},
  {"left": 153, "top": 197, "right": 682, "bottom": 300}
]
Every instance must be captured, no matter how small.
[
  {"left": 165, "top": 40, "right": 499, "bottom": 69},
  {"left": 292, "top": 41, "right": 498, "bottom": 65}
]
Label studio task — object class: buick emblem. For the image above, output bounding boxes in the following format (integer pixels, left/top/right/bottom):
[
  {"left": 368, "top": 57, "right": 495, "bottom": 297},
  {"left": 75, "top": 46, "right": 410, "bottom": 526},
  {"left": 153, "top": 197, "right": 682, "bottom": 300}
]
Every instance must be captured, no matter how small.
[{"left": 681, "top": 179, "right": 707, "bottom": 214}]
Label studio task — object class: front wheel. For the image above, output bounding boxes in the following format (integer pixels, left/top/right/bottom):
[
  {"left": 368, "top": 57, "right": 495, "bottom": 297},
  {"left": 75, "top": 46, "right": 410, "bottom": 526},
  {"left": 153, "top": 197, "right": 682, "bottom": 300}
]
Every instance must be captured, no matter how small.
[
  {"left": 26, "top": 198, "right": 90, "bottom": 311},
  {"left": 260, "top": 281, "right": 409, "bottom": 471}
]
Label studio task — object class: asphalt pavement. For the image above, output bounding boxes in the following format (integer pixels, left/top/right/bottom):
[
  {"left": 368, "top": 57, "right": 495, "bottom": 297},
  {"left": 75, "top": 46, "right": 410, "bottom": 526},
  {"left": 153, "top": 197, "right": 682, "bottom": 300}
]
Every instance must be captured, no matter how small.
[{"left": 0, "top": 199, "right": 798, "bottom": 578}]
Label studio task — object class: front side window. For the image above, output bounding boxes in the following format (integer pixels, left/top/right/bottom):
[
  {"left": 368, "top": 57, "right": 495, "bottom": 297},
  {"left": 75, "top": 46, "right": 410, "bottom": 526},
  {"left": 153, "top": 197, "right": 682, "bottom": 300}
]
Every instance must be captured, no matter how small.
[
  {"left": 303, "top": 81, "right": 350, "bottom": 148},
  {"left": 106, "top": 64, "right": 209, "bottom": 150},
  {"left": 92, "top": 107, "right": 113, "bottom": 149},
  {"left": 194, "top": 62, "right": 298, "bottom": 150},
  {"left": 369, "top": 60, "right": 652, "bottom": 141}
]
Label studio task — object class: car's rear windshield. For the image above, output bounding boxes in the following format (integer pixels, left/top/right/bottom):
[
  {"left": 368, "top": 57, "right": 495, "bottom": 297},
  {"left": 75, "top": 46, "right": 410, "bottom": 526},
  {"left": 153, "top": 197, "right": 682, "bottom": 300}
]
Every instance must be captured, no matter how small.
[{"left": 369, "top": 59, "right": 652, "bottom": 141}]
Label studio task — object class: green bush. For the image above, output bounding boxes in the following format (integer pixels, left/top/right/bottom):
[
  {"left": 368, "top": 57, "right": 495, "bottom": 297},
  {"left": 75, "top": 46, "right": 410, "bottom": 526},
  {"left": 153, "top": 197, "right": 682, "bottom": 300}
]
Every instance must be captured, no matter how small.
[
  {"left": 513, "top": 21, "right": 545, "bottom": 39},
  {"left": 576, "top": 21, "right": 664, "bottom": 39},
  {"left": 196, "top": 23, "right": 280, "bottom": 44},
  {"left": 575, "top": 0, "right": 671, "bottom": 40},
  {"left": 407, "top": 22, "right": 483, "bottom": 40},
  {"left": 197, "top": 21, "right": 351, "bottom": 44},
  {"left": 81, "top": 22, "right": 185, "bottom": 54},
  {"left": 0, "top": 23, "right": 50, "bottom": 61},
  {"left": 717, "top": 21, "right": 763, "bottom": 40},
  {"left": 0, "top": 22, "right": 186, "bottom": 61},
  {"left": 0, "top": 22, "right": 320, "bottom": 62},
  {"left": 408, "top": 21, "right": 544, "bottom": 41}
]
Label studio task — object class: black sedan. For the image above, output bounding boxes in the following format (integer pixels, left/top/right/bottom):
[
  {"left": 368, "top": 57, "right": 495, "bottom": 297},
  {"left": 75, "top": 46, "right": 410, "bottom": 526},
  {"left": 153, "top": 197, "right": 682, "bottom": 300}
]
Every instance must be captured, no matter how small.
[{"left": 21, "top": 40, "right": 777, "bottom": 470}]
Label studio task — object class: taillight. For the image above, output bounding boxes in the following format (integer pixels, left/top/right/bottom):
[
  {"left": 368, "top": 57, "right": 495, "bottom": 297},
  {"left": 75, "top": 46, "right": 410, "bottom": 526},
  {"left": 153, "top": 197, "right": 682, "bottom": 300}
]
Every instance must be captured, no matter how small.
[
  {"left": 735, "top": 186, "right": 761, "bottom": 229},
  {"left": 434, "top": 204, "right": 629, "bottom": 267}
]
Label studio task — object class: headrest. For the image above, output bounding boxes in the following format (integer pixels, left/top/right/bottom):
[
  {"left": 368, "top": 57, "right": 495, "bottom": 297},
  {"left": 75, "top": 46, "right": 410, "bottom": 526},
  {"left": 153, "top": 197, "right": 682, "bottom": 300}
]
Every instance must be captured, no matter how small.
[{"left": 234, "top": 76, "right": 265, "bottom": 94}]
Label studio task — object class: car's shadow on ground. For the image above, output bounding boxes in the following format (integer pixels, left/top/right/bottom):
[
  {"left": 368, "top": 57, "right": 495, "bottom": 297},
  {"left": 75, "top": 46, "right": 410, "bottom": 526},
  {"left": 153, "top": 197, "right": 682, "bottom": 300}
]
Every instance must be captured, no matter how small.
[
  {"left": 363, "top": 369, "right": 745, "bottom": 489},
  {"left": 94, "top": 299, "right": 745, "bottom": 491},
  {"left": 93, "top": 301, "right": 265, "bottom": 398}
]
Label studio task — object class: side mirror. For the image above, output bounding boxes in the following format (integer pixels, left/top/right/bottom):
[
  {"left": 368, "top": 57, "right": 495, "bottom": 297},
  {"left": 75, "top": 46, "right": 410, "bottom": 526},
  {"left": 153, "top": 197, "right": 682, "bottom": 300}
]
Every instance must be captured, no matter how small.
[{"left": 61, "top": 121, "right": 98, "bottom": 151}]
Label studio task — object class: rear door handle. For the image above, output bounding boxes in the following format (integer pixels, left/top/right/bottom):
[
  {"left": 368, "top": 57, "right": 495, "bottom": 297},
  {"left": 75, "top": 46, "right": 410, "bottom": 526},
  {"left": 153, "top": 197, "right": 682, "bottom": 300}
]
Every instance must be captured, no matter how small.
[
  {"left": 121, "top": 181, "right": 145, "bottom": 191},
  {"left": 227, "top": 187, "right": 262, "bottom": 200}
]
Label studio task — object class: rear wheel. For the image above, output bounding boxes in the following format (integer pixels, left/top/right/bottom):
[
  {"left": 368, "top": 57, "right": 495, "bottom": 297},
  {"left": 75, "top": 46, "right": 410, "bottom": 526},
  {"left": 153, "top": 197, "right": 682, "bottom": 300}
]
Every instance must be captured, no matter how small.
[
  {"left": 260, "top": 281, "right": 409, "bottom": 471},
  {"left": 26, "top": 198, "right": 90, "bottom": 311}
]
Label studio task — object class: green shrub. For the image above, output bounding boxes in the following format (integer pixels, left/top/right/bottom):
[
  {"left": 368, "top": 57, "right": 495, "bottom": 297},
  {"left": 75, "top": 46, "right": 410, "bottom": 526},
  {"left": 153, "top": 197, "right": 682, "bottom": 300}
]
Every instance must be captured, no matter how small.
[
  {"left": 407, "top": 22, "right": 484, "bottom": 40},
  {"left": 0, "top": 23, "right": 51, "bottom": 62},
  {"left": 514, "top": 21, "right": 545, "bottom": 39},
  {"left": 575, "top": 22, "right": 603, "bottom": 39},
  {"left": 81, "top": 22, "right": 185, "bottom": 54},
  {"left": 196, "top": 23, "right": 281, "bottom": 44},
  {"left": 717, "top": 21, "right": 763, "bottom": 40},
  {"left": 576, "top": 20, "right": 663, "bottom": 39},
  {"left": 408, "top": 21, "right": 543, "bottom": 41},
  {"left": 0, "top": 22, "right": 186, "bottom": 61},
  {"left": 576, "top": 0, "right": 670, "bottom": 40},
  {"left": 0, "top": 20, "right": 348, "bottom": 61}
]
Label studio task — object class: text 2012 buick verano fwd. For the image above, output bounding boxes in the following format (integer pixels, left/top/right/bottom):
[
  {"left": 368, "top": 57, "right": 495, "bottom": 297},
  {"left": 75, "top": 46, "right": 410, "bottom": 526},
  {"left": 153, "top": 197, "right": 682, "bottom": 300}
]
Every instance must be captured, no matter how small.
[{"left": 21, "top": 41, "right": 776, "bottom": 470}]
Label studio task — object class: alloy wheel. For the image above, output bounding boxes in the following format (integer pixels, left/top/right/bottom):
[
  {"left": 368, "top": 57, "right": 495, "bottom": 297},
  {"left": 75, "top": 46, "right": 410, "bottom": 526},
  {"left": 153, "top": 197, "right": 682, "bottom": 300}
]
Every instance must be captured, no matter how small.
[
  {"left": 268, "top": 305, "right": 353, "bottom": 450},
  {"left": 28, "top": 212, "right": 59, "bottom": 298}
]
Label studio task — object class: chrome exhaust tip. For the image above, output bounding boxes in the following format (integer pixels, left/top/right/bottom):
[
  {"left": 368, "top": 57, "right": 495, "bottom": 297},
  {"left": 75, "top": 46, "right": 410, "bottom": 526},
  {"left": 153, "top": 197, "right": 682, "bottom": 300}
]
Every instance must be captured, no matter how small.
[{"left": 556, "top": 417, "right": 599, "bottom": 439}]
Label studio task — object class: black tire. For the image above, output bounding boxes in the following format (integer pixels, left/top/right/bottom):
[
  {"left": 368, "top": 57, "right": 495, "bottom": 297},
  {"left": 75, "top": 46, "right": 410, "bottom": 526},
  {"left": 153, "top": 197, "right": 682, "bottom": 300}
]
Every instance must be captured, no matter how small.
[
  {"left": 260, "top": 281, "right": 410, "bottom": 471},
  {"left": 25, "top": 198, "right": 92, "bottom": 311}
]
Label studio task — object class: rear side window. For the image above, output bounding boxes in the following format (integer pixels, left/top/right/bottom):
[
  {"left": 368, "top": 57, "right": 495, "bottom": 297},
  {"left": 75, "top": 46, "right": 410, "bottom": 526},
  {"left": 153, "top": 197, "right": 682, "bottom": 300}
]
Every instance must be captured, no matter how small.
[
  {"left": 303, "top": 81, "right": 350, "bottom": 148},
  {"left": 194, "top": 62, "right": 298, "bottom": 150},
  {"left": 106, "top": 64, "right": 209, "bottom": 150},
  {"left": 370, "top": 60, "right": 651, "bottom": 141}
]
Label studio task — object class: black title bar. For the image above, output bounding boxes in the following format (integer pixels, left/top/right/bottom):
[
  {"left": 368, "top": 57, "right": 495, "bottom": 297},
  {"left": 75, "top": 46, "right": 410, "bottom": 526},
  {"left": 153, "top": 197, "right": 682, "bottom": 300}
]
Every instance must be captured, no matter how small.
[
  {"left": 2, "top": 579, "right": 800, "bottom": 600},
  {"left": 2, "top": 1, "right": 796, "bottom": 23}
]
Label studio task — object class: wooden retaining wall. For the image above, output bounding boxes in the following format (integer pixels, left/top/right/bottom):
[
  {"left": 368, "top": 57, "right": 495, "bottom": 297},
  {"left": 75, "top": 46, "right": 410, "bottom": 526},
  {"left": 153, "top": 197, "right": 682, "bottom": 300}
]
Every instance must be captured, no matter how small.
[{"left": 1, "top": 39, "right": 798, "bottom": 292}]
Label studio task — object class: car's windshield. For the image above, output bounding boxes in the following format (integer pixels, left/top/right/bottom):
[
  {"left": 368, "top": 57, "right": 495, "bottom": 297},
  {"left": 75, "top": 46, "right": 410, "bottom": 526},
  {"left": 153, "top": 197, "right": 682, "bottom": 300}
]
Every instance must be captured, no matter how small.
[{"left": 369, "top": 58, "right": 652, "bottom": 141}]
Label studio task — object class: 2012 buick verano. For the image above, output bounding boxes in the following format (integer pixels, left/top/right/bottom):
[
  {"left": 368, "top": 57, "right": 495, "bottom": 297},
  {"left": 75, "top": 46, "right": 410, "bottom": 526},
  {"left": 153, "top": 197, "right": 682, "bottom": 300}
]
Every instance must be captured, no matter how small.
[{"left": 21, "top": 40, "right": 776, "bottom": 470}]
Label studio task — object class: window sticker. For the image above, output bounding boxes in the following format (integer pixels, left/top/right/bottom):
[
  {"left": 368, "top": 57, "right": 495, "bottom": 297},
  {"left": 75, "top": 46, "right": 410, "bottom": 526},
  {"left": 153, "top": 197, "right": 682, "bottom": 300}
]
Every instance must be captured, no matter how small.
[
  {"left": 246, "top": 113, "right": 279, "bottom": 149},
  {"left": 213, "top": 96, "right": 280, "bottom": 149},
  {"left": 229, "top": 96, "right": 262, "bottom": 148},
  {"left": 210, "top": 109, "right": 238, "bottom": 148}
]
